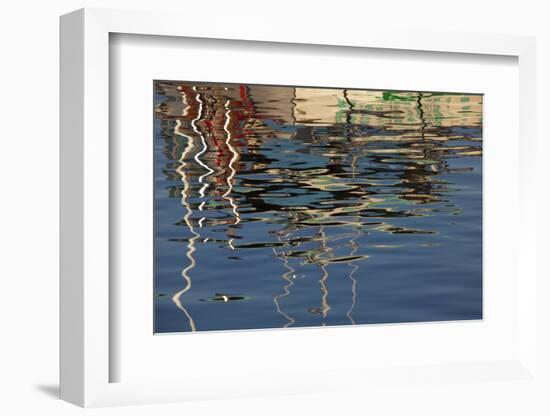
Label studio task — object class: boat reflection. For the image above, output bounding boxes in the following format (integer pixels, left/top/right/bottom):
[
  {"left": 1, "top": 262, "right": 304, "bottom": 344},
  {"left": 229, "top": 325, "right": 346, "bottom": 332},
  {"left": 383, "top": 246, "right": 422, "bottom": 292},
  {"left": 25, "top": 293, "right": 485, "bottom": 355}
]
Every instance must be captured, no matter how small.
[{"left": 154, "top": 81, "right": 483, "bottom": 333}]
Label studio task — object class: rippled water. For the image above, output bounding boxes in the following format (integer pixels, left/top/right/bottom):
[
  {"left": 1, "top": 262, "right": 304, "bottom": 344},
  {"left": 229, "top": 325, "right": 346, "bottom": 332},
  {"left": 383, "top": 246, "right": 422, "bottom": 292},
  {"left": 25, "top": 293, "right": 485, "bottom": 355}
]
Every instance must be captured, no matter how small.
[{"left": 154, "top": 81, "right": 483, "bottom": 333}]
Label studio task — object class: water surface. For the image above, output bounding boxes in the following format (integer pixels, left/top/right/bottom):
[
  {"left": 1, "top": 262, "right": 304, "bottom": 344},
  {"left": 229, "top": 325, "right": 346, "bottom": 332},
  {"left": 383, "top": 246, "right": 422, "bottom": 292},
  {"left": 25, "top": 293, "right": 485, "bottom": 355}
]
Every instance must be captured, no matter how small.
[{"left": 154, "top": 81, "right": 482, "bottom": 333}]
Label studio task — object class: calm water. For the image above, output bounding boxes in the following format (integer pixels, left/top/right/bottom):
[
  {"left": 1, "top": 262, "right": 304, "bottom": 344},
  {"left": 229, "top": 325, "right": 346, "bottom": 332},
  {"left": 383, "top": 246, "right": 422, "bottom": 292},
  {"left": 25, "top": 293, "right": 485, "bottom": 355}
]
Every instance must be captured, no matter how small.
[{"left": 154, "top": 81, "right": 482, "bottom": 333}]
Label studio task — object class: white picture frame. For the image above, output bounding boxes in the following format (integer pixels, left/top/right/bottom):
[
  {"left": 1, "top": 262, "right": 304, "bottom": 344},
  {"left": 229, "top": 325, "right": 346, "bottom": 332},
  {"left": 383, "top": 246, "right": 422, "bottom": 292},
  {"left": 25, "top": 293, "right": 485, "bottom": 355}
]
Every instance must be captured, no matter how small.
[{"left": 60, "top": 7, "right": 539, "bottom": 408}]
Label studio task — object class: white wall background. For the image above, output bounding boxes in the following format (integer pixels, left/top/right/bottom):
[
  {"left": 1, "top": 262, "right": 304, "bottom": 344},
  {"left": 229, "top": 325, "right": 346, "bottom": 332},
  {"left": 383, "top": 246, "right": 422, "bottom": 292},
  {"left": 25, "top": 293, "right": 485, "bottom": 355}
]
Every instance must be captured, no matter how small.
[{"left": 0, "top": 1, "right": 548, "bottom": 414}]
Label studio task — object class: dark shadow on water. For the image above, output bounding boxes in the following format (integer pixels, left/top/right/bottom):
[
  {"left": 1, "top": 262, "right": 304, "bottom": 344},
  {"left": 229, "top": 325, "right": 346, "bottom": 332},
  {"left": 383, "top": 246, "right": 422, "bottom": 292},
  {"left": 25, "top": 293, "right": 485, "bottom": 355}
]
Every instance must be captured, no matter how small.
[{"left": 35, "top": 383, "right": 59, "bottom": 399}]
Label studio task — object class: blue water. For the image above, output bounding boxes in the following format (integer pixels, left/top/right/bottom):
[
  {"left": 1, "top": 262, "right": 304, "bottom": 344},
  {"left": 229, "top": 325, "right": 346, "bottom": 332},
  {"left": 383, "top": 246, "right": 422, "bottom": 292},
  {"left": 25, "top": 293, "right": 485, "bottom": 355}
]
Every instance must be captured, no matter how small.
[{"left": 153, "top": 82, "right": 482, "bottom": 333}]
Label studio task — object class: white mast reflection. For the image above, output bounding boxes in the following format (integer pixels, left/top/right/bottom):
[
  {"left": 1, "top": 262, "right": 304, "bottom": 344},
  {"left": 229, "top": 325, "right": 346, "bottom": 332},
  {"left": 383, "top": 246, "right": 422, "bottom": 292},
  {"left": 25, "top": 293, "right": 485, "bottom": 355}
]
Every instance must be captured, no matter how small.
[
  {"left": 222, "top": 98, "right": 241, "bottom": 249},
  {"left": 170, "top": 89, "right": 210, "bottom": 332},
  {"left": 191, "top": 90, "right": 214, "bottom": 216},
  {"left": 172, "top": 119, "right": 198, "bottom": 332}
]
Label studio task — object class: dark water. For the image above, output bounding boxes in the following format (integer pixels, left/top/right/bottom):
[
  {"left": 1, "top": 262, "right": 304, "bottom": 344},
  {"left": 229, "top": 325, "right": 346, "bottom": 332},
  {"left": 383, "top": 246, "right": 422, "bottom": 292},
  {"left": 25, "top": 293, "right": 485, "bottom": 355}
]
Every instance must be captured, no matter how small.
[{"left": 154, "top": 81, "right": 482, "bottom": 333}]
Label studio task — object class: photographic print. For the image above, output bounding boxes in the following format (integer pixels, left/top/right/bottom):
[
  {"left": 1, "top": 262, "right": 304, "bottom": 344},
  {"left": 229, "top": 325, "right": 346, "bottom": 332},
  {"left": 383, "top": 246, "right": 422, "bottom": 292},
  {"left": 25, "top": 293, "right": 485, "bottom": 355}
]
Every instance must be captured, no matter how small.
[{"left": 154, "top": 81, "right": 482, "bottom": 333}]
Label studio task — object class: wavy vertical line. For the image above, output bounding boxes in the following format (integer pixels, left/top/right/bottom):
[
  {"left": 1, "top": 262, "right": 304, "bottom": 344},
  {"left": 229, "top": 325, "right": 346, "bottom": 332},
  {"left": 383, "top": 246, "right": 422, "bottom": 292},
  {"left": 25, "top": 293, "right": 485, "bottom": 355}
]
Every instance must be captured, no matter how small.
[
  {"left": 172, "top": 117, "right": 200, "bottom": 332},
  {"left": 222, "top": 99, "right": 241, "bottom": 249},
  {"left": 318, "top": 227, "right": 331, "bottom": 320},
  {"left": 346, "top": 228, "right": 361, "bottom": 325},
  {"left": 191, "top": 91, "right": 215, "bottom": 200},
  {"left": 319, "top": 265, "right": 330, "bottom": 320},
  {"left": 351, "top": 154, "right": 358, "bottom": 179},
  {"left": 172, "top": 241, "right": 197, "bottom": 332},
  {"left": 272, "top": 247, "right": 296, "bottom": 327},
  {"left": 417, "top": 92, "right": 426, "bottom": 140},
  {"left": 222, "top": 99, "right": 241, "bottom": 225}
]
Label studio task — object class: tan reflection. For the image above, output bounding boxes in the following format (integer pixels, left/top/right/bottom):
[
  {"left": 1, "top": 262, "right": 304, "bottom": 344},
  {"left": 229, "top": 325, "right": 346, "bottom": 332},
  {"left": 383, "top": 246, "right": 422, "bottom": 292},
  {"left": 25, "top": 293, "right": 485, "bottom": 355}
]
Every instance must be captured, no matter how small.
[
  {"left": 317, "top": 228, "right": 331, "bottom": 320},
  {"left": 319, "top": 264, "right": 330, "bottom": 321},
  {"left": 346, "top": 229, "right": 361, "bottom": 325},
  {"left": 272, "top": 246, "right": 296, "bottom": 327}
]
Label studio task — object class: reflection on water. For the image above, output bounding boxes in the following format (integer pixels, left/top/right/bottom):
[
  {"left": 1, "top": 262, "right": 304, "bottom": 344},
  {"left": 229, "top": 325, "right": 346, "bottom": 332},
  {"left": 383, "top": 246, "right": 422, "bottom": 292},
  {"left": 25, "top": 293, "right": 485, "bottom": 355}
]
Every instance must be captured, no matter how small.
[{"left": 154, "top": 81, "right": 483, "bottom": 333}]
